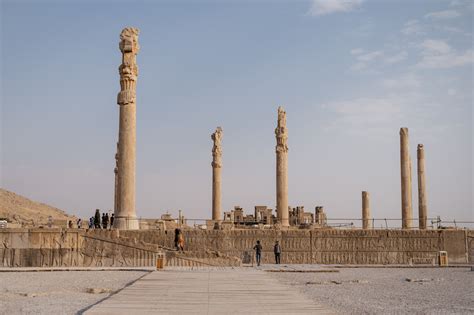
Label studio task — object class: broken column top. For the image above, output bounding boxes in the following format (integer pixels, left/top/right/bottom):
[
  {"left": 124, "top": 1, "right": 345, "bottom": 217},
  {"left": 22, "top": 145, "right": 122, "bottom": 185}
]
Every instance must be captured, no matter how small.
[{"left": 400, "top": 127, "right": 409, "bottom": 135}]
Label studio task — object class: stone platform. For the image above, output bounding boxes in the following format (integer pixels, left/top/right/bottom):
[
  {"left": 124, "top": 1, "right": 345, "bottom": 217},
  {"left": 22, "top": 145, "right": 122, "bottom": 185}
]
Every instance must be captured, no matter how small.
[{"left": 84, "top": 267, "right": 334, "bottom": 314}]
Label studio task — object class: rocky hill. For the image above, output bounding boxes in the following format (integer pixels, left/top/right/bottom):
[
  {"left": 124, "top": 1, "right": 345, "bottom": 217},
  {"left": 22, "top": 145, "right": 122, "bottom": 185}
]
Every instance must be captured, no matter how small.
[{"left": 0, "top": 188, "right": 75, "bottom": 227}]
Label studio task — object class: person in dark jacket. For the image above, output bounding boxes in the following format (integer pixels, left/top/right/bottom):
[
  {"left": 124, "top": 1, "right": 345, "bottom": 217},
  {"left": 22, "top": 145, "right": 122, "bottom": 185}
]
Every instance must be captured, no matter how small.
[
  {"left": 253, "top": 240, "right": 263, "bottom": 266},
  {"left": 274, "top": 240, "right": 281, "bottom": 264},
  {"left": 174, "top": 228, "right": 181, "bottom": 251},
  {"left": 94, "top": 209, "right": 101, "bottom": 229}
]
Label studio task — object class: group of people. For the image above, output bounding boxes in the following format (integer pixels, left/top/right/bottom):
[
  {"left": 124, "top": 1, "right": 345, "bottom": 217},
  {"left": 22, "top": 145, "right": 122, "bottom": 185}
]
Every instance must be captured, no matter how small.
[
  {"left": 253, "top": 240, "right": 281, "bottom": 266},
  {"left": 88, "top": 209, "right": 114, "bottom": 229}
]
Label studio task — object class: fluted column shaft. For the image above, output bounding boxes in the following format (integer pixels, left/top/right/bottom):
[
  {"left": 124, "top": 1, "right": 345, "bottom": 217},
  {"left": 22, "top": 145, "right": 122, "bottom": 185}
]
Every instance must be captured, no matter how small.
[
  {"left": 400, "top": 127, "right": 413, "bottom": 229},
  {"left": 114, "top": 27, "right": 140, "bottom": 230},
  {"left": 362, "top": 191, "right": 371, "bottom": 229},
  {"left": 275, "top": 107, "right": 289, "bottom": 227},
  {"left": 417, "top": 144, "right": 428, "bottom": 229},
  {"left": 211, "top": 127, "right": 223, "bottom": 221}
]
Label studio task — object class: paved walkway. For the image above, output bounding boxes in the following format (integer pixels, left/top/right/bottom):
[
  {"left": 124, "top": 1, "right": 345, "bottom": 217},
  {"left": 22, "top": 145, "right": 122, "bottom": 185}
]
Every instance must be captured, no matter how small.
[{"left": 85, "top": 267, "right": 334, "bottom": 314}]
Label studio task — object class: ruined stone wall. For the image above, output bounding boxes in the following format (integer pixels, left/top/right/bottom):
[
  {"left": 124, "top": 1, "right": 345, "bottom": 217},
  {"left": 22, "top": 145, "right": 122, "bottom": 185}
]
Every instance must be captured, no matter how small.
[
  {"left": 0, "top": 229, "right": 159, "bottom": 267},
  {"left": 1, "top": 228, "right": 470, "bottom": 267},
  {"left": 121, "top": 229, "right": 470, "bottom": 265}
]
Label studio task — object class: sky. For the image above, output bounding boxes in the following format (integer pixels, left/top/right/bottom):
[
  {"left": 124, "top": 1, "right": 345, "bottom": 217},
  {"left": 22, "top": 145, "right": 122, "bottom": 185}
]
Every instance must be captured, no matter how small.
[{"left": 1, "top": 0, "right": 473, "bottom": 227}]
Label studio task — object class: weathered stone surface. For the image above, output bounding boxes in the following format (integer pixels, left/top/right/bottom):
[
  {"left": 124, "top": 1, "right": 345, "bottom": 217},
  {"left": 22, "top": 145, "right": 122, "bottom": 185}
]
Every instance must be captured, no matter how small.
[
  {"left": 400, "top": 127, "right": 413, "bottom": 229},
  {"left": 211, "top": 127, "right": 223, "bottom": 221},
  {"left": 275, "top": 107, "right": 289, "bottom": 227},
  {"left": 115, "top": 27, "right": 140, "bottom": 230},
  {"left": 417, "top": 144, "right": 428, "bottom": 229},
  {"left": 362, "top": 191, "right": 371, "bottom": 229},
  {"left": 1, "top": 229, "right": 470, "bottom": 267}
]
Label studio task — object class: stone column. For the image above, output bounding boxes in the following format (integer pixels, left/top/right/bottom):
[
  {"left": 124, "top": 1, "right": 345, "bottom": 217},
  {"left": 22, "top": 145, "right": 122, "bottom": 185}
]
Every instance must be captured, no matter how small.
[
  {"left": 417, "top": 144, "right": 428, "bottom": 229},
  {"left": 275, "top": 106, "right": 289, "bottom": 227},
  {"left": 114, "top": 28, "right": 140, "bottom": 230},
  {"left": 113, "top": 142, "right": 119, "bottom": 214},
  {"left": 400, "top": 127, "right": 413, "bottom": 229},
  {"left": 362, "top": 191, "right": 371, "bottom": 229},
  {"left": 211, "top": 127, "right": 223, "bottom": 221}
]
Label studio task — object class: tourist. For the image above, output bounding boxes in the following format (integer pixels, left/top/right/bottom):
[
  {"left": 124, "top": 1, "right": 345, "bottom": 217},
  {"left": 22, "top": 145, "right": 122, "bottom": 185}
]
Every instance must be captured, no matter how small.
[
  {"left": 253, "top": 240, "right": 262, "bottom": 266},
  {"left": 94, "top": 209, "right": 101, "bottom": 229},
  {"left": 110, "top": 214, "right": 114, "bottom": 229},
  {"left": 174, "top": 228, "right": 180, "bottom": 250},
  {"left": 178, "top": 230, "right": 185, "bottom": 252},
  {"left": 103, "top": 213, "right": 109, "bottom": 229},
  {"left": 68, "top": 220, "right": 73, "bottom": 229},
  {"left": 274, "top": 240, "right": 281, "bottom": 264},
  {"left": 89, "top": 217, "right": 94, "bottom": 229},
  {"left": 77, "top": 218, "right": 82, "bottom": 229}
]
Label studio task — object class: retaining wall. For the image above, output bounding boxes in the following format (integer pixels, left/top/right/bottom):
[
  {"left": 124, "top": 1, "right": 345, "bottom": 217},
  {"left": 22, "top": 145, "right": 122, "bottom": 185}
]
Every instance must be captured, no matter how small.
[{"left": 0, "top": 228, "right": 471, "bottom": 267}]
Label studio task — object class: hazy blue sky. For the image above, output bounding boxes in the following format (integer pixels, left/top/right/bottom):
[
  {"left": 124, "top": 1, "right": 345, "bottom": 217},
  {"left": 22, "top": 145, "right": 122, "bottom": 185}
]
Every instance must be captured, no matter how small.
[{"left": 1, "top": 0, "right": 472, "bottom": 226}]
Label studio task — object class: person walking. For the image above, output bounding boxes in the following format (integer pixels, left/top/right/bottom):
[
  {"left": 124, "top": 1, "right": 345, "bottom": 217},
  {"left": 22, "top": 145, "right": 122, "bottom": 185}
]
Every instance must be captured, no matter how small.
[
  {"left": 274, "top": 240, "right": 281, "bottom": 264},
  {"left": 178, "top": 231, "right": 185, "bottom": 252},
  {"left": 253, "top": 240, "right": 263, "bottom": 266}
]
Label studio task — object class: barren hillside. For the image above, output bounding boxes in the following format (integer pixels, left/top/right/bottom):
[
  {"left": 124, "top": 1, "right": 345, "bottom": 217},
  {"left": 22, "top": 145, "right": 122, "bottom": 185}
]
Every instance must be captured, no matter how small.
[{"left": 0, "top": 188, "right": 75, "bottom": 226}]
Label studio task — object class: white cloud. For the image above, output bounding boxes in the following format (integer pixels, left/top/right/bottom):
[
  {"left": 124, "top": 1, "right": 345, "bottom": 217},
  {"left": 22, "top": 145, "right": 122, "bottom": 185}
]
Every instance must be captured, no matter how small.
[
  {"left": 418, "top": 39, "right": 474, "bottom": 69},
  {"left": 322, "top": 97, "right": 404, "bottom": 133},
  {"left": 350, "top": 48, "right": 364, "bottom": 55},
  {"left": 382, "top": 74, "right": 421, "bottom": 89},
  {"left": 308, "top": 0, "right": 364, "bottom": 16},
  {"left": 421, "top": 39, "right": 452, "bottom": 54},
  {"left": 357, "top": 50, "right": 384, "bottom": 61},
  {"left": 401, "top": 20, "right": 425, "bottom": 36},
  {"left": 350, "top": 50, "right": 384, "bottom": 72},
  {"left": 425, "top": 10, "right": 461, "bottom": 19},
  {"left": 385, "top": 51, "right": 408, "bottom": 64}
]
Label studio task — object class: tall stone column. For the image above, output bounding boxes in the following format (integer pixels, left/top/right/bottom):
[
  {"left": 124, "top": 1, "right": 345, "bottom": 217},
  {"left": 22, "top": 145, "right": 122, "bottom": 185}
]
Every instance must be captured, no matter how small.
[
  {"left": 400, "top": 127, "right": 413, "bottom": 229},
  {"left": 417, "top": 144, "right": 428, "bottom": 229},
  {"left": 211, "top": 127, "right": 223, "bottom": 221},
  {"left": 114, "top": 27, "right": 140, "bottom": 230},
  {"left": 275, "top": 106, "right": 289, "bottom": 227},
  {"left": 362, "top": 191, "right": 371, "bottom": 229},
  {"left": 113, "top": 142, "right": 119, "bottom": 214}
]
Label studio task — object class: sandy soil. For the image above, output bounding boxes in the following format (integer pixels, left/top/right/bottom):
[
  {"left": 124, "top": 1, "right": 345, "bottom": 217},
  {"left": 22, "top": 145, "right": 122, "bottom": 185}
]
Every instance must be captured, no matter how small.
[
  {"left": 270, "top": 267, "right": 474, "bottom": 314},
  {"left": 0, "top": 271, "right": 148, "bottom": 314}
]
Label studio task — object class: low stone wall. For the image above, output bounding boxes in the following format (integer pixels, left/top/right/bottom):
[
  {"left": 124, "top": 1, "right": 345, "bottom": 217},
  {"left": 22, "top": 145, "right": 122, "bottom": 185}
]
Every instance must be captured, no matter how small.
[
  {"left": 120, "top": 229, "right": 472, "bottom": 265},
  {"left": 0, "top": 229, "right": 159, "bottom": 267},
  {"left": 0, "top": 228, "right": 471, "bottom": 267}
]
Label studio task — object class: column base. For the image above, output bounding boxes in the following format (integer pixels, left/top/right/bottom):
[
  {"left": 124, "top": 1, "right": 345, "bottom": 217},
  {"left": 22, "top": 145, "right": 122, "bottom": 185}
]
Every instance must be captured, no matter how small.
[{"left": 113, "top": 216, "right": 139, "bottom": 230}]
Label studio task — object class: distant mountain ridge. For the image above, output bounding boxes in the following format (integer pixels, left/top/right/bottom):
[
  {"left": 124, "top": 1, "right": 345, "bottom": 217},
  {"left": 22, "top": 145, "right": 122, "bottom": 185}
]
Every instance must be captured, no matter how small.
[{"left": 0, "top": 188, "right": 75, "bottom": 226}]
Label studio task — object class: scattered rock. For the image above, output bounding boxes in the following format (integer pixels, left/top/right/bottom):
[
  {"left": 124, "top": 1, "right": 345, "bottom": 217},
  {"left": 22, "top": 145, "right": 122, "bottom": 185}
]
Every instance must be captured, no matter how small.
[
  {"left": 405, "top": 278, "right": 433, "bottom": 283},
  {"left": 86, "top": 288, "right": 112, "bottom": 294}
]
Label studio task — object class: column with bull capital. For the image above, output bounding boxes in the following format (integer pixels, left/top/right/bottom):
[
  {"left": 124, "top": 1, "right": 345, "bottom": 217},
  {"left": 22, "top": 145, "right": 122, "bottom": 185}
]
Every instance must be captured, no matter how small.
[
  {"left": 211, "top": 127, "right": 223, "bottom": 221},
  {"left": 114, "top": 27, "right": 140, "bottom": 230},
  {"left": 275, "top": 106, "right": 289, "bottom": 227}
]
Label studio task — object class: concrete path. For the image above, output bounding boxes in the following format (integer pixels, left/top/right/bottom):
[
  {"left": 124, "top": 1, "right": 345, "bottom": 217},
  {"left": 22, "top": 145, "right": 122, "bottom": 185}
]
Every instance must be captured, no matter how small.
[{"left": 85, "top": 267, "right": 334, "bottom": 314}]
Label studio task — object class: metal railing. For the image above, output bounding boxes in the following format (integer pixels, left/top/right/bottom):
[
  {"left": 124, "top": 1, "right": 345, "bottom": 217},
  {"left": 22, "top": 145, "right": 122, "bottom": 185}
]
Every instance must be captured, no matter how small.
[{"left": 138, "top": 216, "right": 473, "bottom": 230}]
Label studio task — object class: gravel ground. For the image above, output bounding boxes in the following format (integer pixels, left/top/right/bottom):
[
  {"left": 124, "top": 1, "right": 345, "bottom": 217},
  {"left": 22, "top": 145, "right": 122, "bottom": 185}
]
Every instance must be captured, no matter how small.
[
  {"left": 0, "top": 271, "right": 148, "bottom": 315},
  {"left": 270, "top": 267, "right": 474, "bottom": 314}
]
